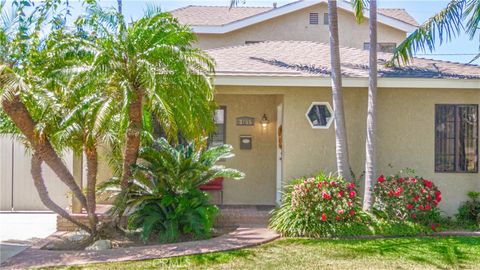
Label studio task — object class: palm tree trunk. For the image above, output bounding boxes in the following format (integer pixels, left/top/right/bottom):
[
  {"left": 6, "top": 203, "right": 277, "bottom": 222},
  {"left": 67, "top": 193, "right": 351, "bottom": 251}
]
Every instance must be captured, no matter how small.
[
  {"left": 120, "top": 87, "right": 143, "bottom": 189},
  {"left": 363, "top": 0, "right": 378, "bottom": 211},
  {"left": 327, "top": 0, "right": 351, "bottom": 180},
  {"left": 117, "top": 0, "right": 122, "bottom": 14},
  {"left": 85, "top": 145, "right": 99, "bottom": 235},
  {"left": 31, "top": 153, "right": 92, "bottom": 233},
  {"left": 2, "top": 96, "right": 88, "bottom": 210}
]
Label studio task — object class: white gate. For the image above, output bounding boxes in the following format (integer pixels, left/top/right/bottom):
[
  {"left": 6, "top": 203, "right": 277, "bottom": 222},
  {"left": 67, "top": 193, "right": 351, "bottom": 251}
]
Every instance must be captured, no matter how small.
[{"left": 0, "top": 137, "right": 71, "bottom": 211}]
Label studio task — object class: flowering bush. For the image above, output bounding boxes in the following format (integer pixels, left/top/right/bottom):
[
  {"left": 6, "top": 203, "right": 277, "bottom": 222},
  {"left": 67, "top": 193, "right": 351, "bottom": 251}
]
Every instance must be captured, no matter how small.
[
  {"left": 373, "top": 174, "right": 442, "bottom": 227},
  {"left": 290, "top": 177, "right": 360, "bottom": 223},
  {"left": 269, "top": 173, "right": 371, "bottom": 237}
]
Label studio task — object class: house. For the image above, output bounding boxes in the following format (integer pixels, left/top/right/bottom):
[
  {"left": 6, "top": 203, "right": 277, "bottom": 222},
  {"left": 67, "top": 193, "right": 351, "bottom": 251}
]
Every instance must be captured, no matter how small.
[{"left": 169, "top": 0, "right": 480, "bottom": 216}]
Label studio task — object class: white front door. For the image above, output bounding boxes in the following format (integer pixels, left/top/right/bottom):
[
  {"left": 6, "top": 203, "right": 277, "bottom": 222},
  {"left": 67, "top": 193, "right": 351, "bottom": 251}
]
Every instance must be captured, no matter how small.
[{"left": 276, "top": 103, "right": 283, "bottom": 205}]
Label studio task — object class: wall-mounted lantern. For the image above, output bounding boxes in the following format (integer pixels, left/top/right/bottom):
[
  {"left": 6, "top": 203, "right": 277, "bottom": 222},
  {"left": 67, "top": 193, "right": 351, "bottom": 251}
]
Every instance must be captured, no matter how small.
[{"left": 260, "top": 114, "right": 269, "bottom": 129}]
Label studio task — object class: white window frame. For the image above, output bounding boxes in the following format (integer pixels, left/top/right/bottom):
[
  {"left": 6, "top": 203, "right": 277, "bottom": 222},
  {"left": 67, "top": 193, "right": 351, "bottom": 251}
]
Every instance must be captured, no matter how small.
[{"left": 306, "top": 102, "right": 334, "bottom": 129}]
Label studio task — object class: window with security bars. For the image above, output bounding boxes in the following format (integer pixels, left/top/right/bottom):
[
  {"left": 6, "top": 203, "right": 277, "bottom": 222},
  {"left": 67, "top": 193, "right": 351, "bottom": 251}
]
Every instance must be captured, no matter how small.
[{"left": 435, "top": 104, "right": 478, "bottom": 173}]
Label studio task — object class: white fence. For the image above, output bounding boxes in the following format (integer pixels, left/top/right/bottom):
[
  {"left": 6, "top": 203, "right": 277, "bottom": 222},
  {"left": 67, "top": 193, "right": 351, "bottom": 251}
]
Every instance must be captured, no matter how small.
[{"left": 0, "top": 137, "right": 71, "bottom": 211}]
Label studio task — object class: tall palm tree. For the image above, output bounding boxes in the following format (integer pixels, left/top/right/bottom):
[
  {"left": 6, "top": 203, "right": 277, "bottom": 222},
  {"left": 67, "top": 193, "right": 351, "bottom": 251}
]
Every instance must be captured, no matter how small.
[
  {"left": 327, "top": 0, "right": 351, "bottom": 180},
  {"left": 78, "top": 5, "right": 216, "bottom": 189},
  {"left": 391, "top": 0, "right": 480, "bottom": 64}
]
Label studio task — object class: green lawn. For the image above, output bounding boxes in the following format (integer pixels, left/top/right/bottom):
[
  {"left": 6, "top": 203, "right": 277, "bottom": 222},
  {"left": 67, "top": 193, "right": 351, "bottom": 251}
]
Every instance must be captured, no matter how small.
[{"left": 45, "top": 236, "right": 480, "bottom": 270}]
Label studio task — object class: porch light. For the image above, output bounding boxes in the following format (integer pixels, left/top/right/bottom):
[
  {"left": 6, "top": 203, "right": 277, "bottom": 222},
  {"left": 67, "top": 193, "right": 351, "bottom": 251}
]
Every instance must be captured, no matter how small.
[{"left": 260, "top": 114, "right": 269, "bottom": 128}]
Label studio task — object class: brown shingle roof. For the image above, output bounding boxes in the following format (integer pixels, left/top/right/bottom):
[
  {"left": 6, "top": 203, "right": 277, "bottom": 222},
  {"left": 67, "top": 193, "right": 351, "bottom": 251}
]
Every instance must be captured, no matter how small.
[
  {"left": 170, "top": 5, "right": 273, "bottom": 26},
  {"left": 170, "top": 4, "right": 419, "bottom": 27},
  {"left": 207, "top": 41, "right": 480, "bottom": 79},
  {"left": 378, "top": 8, "right": 419, "bottom": 27}
]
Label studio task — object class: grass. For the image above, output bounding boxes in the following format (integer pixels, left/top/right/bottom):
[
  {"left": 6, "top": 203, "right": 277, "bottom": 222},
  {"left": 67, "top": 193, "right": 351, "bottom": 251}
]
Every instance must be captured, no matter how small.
[{"left": 42, "top": 236, "right": 480, "bottom": 270}]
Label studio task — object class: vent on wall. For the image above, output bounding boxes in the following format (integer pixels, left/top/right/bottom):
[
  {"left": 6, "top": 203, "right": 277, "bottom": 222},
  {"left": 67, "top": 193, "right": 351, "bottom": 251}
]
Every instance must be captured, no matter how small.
[{"left": 309, "top": 13, "right": 319, "bottom": 25}]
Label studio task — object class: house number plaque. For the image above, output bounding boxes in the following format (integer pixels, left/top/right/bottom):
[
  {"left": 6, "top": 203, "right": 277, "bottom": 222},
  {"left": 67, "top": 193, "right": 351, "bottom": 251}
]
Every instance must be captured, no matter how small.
[{"left": 236, "top": 116, "right": 255, "bottom": 126}]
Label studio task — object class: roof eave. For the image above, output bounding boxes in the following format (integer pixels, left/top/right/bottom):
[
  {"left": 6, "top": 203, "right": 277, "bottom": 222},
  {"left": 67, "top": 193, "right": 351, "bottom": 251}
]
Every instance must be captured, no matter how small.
[
  {"left": 214, "top": 75, "right": 480, "bottom": 89},
  {"left": 189, "top": 0, "right": 418, "bottom": 34}
]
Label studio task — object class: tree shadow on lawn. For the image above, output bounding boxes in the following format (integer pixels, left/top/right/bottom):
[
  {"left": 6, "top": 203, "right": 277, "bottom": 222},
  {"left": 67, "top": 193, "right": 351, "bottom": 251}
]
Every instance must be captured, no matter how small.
[{"left": 283, "top": 237, "right": 479, "bottom": 269}]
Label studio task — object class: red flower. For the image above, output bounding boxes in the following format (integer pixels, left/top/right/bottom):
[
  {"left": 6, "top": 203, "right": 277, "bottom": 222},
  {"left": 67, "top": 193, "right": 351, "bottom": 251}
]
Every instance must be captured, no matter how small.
[
  {"left": 413, "top": 195, "right": 420, "bottom": 202},
  {"left": 335, "top": 216, "right": 341, "bottom": 221},
  {"left": 330, "top": 181, "right": 337, "bottom": 186},
  {"left": 322, "top": 191, "right": 331, "bottom": 200},
  {"left": 412, "top": 178, "right": 417, "bottom": 183},
  {"left": 377, "top": 175, "right": 386, "bottom": 183},
  {"left": 388, "top": 190, "right": 394, "bottom": 197},
  {"left": 407, "top": 203, "right": 413, "bottom": 210},
  {"left": 347, "top": 183, "right": 355, "bottom": 189},
  {"left": 347, "top": 201, "right": 353, "bottom": 207},
  {"left": 398, "top": 177, "right": 404, "bottom": 183},
  {"left": 349, "top": 191, "right": 356, "bottom": 199},
  {"left": 427, "top": 195, "right": 432, "bottom": 201},
  {"left": 394, "top": 187, "right": 403, "bottom": 197},
  {"left": 338, "top": 191, "right": 344, "bottom": 198},
  {"left": 349, "top": 210, "right": 356, "bottom": 216},
  {"left": 431, "top": 224, "right": 438, "bottom": 231},
  {"left": 321, "top": 213, "right": 327, "bottom": 222},
  {"left": 425, "top": 204, "right": 431, "bottom": 210},
  {"left": 418, "top": 205, "right": 424, "bottom": 210},
  {"left": 317, "top": 183, "right": 322, "bottom": 189},
  {"left": 411, "top": 214, "right": 417, "bottom": 219},
  {"left": 435, "top": 191, "right": 442, "bottom": 202},
  {"left": 423, "top": 179, "right": 433, "bottom": 188}
]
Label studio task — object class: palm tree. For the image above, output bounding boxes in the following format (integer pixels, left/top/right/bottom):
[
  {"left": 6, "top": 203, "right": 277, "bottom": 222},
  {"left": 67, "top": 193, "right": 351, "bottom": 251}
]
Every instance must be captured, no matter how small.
[
  {"left": 0, "top": 0, "right": 90, "bottom": 217},
  {"left": 391, "top": 0, "right": 480, "bottom": 64},
  {"left": 78, "top": 5, "right": 216, "bottom": 189},
  {"left": 327, "top": 0, "right": 352, "bottom": 180}
]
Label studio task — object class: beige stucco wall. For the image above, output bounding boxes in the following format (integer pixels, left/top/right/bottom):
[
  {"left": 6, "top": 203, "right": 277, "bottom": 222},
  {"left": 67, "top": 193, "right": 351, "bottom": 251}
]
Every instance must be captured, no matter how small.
[
  {"left": 217, "top": 85, "right": 480, "bottom": 215},
  {"left": 195, "top": 3, "right": 406, "bottom": 50},
  {"left": 215, "top": 94, "right": 279, "bottom": 205}
]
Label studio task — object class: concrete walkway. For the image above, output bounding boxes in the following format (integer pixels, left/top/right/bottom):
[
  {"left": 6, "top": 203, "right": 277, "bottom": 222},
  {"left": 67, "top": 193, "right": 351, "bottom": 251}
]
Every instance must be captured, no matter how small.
[
  {"left": 0, "top": 213, "right": 56, "bottom": 264},
  {"left": 0, "top": 227, "right": 280, "bottom": 269}
]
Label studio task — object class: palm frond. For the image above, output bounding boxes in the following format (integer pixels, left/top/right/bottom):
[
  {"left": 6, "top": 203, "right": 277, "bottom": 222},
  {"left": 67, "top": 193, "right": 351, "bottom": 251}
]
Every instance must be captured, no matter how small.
[{"left": 390, "top": 0, "right": 467, "bottom": 65}]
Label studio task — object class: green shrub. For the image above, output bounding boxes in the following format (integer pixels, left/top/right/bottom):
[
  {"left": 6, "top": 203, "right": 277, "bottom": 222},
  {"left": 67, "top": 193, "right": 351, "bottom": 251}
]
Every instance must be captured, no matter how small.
[
  {"left": 102, "top": 138, "right": 244, "bottom": 243},
  {"left": 456, "top": 191, "right": 480, "bottom": 229},
  {"left": 269, "top": 173, "right": 372, "bottom": 238},
  {"left": 373, "top": 174, "right": 442, "bottom": 229}
]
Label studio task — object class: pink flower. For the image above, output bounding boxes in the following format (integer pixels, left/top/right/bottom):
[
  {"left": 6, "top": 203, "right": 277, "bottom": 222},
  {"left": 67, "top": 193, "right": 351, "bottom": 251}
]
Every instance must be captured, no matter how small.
[
  {"left": 322, "top": 191, "right": 331, "bottom": 200},
  {"left": 349, "top": 191, "right": 356, "bottom": 199},
  {"left": 338, "top": 191, "right": 344, "bottom": 198},
  {"left": 321, "top": 213, "right": 327, "bottom": 222},
  {"left": 347, "top": 201, "right": 353, "bottom": 207},
  {"left": 337, "top": 209, "right": 345, "bottom": 215}
]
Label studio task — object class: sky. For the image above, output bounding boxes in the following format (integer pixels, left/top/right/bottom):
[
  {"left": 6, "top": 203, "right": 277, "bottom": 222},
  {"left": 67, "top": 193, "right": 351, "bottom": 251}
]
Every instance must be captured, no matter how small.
[{"left": 11, "top": 0, "right": 480, "bottom": 65}]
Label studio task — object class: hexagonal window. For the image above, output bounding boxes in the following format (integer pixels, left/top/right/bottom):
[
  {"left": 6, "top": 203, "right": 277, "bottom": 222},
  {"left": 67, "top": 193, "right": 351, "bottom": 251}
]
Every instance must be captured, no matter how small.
[{"left": 306, "top": 102, "right": 334, "bottom": 129}]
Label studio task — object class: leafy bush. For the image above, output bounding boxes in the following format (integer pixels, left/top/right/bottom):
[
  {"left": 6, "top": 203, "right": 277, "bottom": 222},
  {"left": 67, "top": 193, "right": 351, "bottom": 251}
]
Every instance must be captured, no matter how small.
[
  {"left": 456, "top": 191, "right": 480, "bottom": 228},
  {"left": 102, "top": 138, "right": 244, "bottom": 243},
  {"left": 269, "top": 173, "right": 372, "bottom": 238},
  {"left": 373, "top": 174, "right": 442, "bottom": 229}
]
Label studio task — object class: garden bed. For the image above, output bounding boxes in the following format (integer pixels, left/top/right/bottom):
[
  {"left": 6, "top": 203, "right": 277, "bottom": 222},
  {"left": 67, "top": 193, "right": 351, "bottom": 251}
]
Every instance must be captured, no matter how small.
[{"left": 40, "top": 226, "right": 237, "bottom": 251}]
